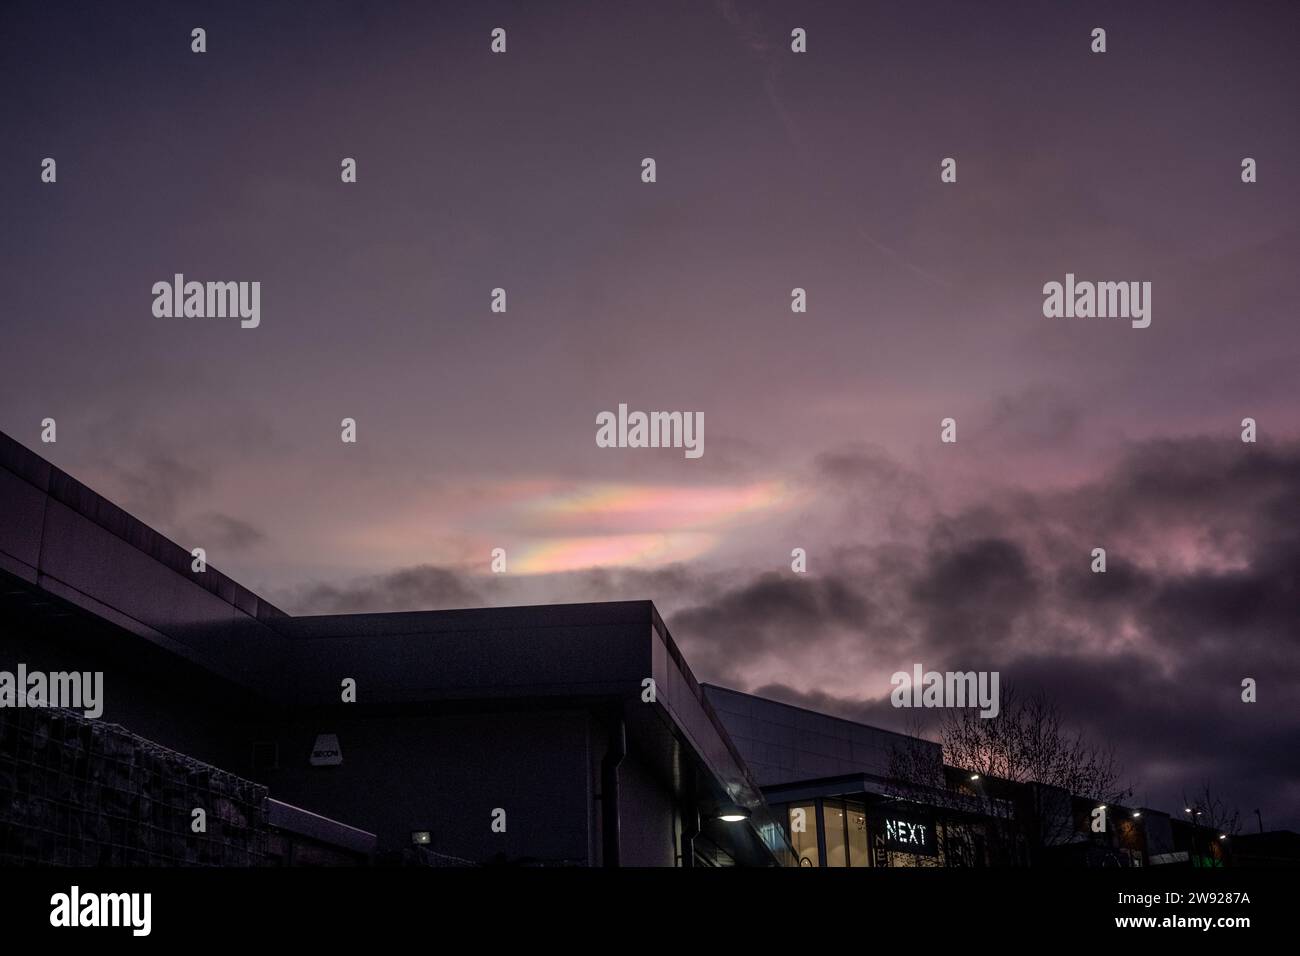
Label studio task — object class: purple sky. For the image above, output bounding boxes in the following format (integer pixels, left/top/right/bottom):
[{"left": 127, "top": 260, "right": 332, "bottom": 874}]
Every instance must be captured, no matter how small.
[{"left": 2, "top": 0, "right": 1298, "bottom": 829}]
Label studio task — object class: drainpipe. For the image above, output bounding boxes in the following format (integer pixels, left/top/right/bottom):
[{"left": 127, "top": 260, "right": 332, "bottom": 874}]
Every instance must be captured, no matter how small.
[
  {"left": 601, "top": 717, "right": 627, "bottom": 867},
  {"left": 681, "top": 805, "right": 700, "bottom": 868},
  {"left": 679, "top": 760, "right": 699, "bottom": 867}
]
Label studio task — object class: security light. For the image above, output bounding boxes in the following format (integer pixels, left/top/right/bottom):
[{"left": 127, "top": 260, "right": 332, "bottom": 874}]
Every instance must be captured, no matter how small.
[{"left": 411, "top": 831, "right": 432, "bottom": 846}]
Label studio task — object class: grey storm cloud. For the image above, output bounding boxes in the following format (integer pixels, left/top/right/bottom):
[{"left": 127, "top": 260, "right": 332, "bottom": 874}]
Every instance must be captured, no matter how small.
[
  {"left": 282, "top": 565, "right": 483, "bottom": 616},
  {"left": 683, "top": 435, "right": 1300, "bottom": 827},
  {"left": 670, "top": 571, "right": 875, "bottom": 681}
]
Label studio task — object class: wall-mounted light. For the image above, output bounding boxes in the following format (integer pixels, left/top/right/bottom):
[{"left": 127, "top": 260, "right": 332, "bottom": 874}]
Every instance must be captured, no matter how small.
[
  {"left": 411, "top": 831, "right": 432, "bottom": 846},
  {"left": 716, "top": 803, "right": 751, "bottom": 823}
]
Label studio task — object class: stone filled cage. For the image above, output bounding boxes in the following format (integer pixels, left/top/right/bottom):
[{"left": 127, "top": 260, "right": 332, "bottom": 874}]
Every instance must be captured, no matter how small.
[{"left": 0, "top": 703, "right": 268, "bottom": 866}]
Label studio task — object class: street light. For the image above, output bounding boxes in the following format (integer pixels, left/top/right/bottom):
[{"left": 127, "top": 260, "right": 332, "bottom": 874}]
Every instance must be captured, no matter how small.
[{"left": 1185, "top": 806, "right": 1204, "bottom": 867}]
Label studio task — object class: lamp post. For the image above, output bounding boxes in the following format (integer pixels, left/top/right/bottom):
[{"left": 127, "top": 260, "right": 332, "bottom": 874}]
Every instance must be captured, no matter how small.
[
  {"left": 1131, "top": 810, "right": 1149, "bottom": 867},
  {"left": 1185, "top": 807, "right": 1203, "bottom": 868}
]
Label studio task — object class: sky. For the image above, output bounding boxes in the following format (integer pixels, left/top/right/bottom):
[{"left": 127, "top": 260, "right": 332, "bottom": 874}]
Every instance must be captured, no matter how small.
[{"left": 2, "top": 0, "right": 1298, "bottom": 829}]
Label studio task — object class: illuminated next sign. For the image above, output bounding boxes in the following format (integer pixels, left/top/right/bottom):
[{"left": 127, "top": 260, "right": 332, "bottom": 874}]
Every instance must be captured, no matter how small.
[
  {"left": 879, "top": 813, "right": 938, "bottom": 856},
  {"left": 886, "top": 819, "right": 928, "bottom": 847}
]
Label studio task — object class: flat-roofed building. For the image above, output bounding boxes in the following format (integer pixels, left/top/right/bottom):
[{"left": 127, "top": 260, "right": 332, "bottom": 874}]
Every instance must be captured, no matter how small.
[{"left": 0, "top": 430, "right": 791, "bottom": 866}]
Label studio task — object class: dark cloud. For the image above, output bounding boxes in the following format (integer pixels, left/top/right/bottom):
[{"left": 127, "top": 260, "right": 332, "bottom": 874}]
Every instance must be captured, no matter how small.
[
  {"left": 671, "top": 571, "right": 874, "bottom": 684},
  {"left": 283, "top": 565, "right": 482, "bottom": 615},
  {"left": 1009, "top": 653, "right": 1300, "bottom": 823},
  {"left": 909, "top": 536, "right": 1040, "bottom": 656},
  {"left": 669, "top": 436, "right": 1300, "bottom": 828},
  {"left": 189, "top": 512, "right": 266, "bottom": 552},
  {"left": 747, "top": 681, "right": 918, "bottom": 733}
]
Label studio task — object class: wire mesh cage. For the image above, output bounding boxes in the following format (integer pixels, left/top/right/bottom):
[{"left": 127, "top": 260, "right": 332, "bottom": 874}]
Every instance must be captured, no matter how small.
[{"left": 0, "top": 703, "right": 269, "bottom": 866}]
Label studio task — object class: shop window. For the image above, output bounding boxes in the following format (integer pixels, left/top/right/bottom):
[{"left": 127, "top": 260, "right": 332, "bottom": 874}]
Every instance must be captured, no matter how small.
[
  {"left": 846, "top": 802, "right": 869, "bottom": 867},
  {"left": 787, "top": 803, "right": 819, "bottom": 867},
  {"left": 824, "top": 799, "right": 848, "bottom": 867}
]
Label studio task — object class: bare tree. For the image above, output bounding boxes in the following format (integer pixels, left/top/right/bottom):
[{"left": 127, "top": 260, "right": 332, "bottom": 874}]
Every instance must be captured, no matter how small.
[
  {"left": 885, "top": 716, "right": 996, "bottom": 867},
  {"left": 1181, "top": 783, "right": 1241, "bottom": 866},
  {"left": 887, "top": 683, "right": 1132, "bottom": 866}
]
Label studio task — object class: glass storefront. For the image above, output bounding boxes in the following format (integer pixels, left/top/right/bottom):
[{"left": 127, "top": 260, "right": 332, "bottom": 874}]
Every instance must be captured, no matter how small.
[
  {"left": 777, "top": 796, "right": 987, "bottom": 868},
  {"left": 782, "top": 799, "right": 872, "bottom": 867}
]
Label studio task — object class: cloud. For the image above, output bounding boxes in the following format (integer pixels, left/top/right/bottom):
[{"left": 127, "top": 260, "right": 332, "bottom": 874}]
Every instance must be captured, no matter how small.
[
  {"left": 95, "top": 452, "right": 212, "bottom": 527},
  {"left": 985, "top": 385, "right": 1082, "bottom": 450},
  {"left": 188, "top": 512, "right": 267, "bottom": 552},
  {"left": 671, "top": 571, "right": 875, "bottom": 685},
  {"left": 282, "top": 565, "right": 482, "bottom": 615},
  {"left": 668, "top": 434, "right": 1300, "bottom": 827},
  {"left": 909, "top": 536, "right": 1040, "bottom": 656},
  {"left": 267, "top": 434, "right": 1300, "bottom": 828}
]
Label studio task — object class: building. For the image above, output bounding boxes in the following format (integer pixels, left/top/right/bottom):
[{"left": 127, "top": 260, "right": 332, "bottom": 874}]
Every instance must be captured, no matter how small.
[
  {"left": 0, "top": 431, "right": 787, "bottom": 866},
  {"left": 1, "top": 430, "right": 1294, "bottom": 867},
  {"left": 706, "top": 684, "right": 969, "bottom": 866}
]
